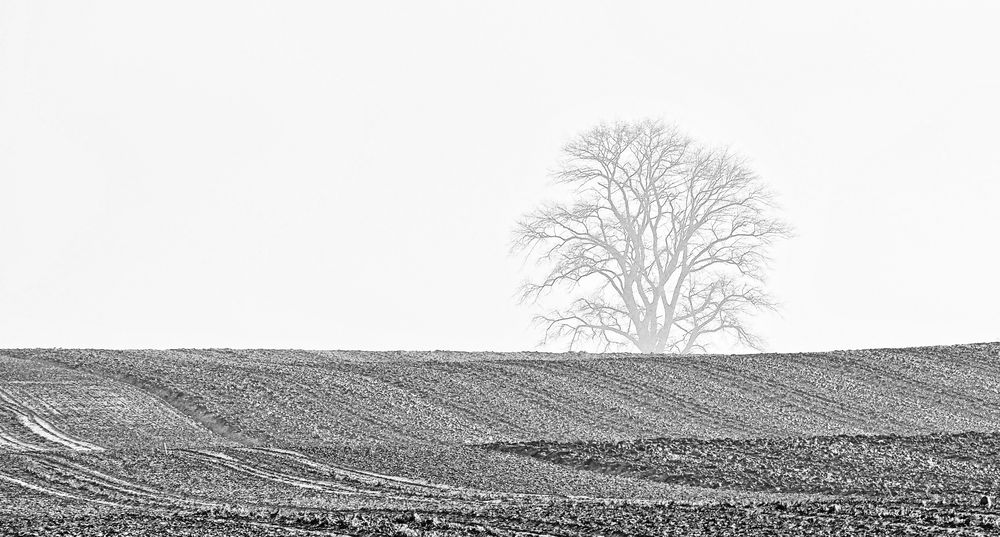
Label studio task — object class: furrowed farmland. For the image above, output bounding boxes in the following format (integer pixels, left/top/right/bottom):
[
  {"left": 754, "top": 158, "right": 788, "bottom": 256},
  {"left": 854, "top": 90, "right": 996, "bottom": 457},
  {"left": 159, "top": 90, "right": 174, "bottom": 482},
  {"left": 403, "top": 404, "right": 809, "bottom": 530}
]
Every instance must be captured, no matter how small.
[{"left": 2, "top": 344, "right": 1000, "bottom": 535}]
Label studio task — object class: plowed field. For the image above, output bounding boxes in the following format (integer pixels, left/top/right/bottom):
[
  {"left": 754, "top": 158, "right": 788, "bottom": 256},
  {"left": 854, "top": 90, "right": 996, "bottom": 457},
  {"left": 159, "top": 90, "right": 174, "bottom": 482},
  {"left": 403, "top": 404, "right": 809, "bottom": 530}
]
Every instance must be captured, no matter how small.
[{"left": 1, "top": 344, "right": 998, "bottom": 535}]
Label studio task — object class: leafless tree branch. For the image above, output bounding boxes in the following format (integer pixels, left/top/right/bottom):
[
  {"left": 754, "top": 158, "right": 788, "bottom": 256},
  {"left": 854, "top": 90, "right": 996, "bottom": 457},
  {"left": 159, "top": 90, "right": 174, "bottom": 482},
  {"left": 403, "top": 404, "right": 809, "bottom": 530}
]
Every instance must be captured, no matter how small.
[{"left": 513, "top": 119, "right": 790, "bottom": 354}]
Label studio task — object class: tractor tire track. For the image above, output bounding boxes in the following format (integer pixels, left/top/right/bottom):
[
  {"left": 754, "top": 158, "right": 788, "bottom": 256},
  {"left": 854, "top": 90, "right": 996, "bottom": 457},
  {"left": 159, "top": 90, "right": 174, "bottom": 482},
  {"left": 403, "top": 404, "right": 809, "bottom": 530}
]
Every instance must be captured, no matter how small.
[
  {"left": 29, "top": 454, "right": 215, "bottom": 507},
  {"left": 0, "top": 468, "right": 125, "bottom": 507},
  {"left": 0, "top": 430, "right": 45, "bottom": 451},
  {"left": 242, "top": 446, "right": 618, "bottom": 505},
  {"left": 178, "top": 449, "right": 363, "bottom": 494},
  {"left": 0, "top": 388, "right": 103, "bottom": 451},
  {"left": 5, "top": 453, "right": 235, "bottom": 511},
  {"left": 243, "top": 446, "right": 458, "bottom": 493}
]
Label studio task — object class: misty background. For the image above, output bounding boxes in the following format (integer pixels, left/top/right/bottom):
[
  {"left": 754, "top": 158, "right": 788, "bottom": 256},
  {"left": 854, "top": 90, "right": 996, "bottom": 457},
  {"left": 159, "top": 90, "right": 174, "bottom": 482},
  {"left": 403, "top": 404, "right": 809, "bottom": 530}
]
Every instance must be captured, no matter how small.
[{"left": 1, "top": 1, "right": 998, "bottom": 352}]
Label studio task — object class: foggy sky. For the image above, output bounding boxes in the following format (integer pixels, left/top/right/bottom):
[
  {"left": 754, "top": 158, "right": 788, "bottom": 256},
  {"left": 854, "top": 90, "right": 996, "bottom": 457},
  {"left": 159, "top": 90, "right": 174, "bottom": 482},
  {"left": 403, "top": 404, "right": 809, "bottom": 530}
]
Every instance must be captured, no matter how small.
[{"left": 1, "top": 1, "right": 998, "bottom": 352}]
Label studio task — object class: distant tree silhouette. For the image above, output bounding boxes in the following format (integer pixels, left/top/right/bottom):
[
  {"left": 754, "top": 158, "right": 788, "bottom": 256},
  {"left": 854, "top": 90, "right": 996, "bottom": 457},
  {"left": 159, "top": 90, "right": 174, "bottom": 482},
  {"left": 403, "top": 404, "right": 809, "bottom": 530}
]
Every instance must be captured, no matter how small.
[{"left": 513, "top": 120, "right": 790, "bottom": 353}]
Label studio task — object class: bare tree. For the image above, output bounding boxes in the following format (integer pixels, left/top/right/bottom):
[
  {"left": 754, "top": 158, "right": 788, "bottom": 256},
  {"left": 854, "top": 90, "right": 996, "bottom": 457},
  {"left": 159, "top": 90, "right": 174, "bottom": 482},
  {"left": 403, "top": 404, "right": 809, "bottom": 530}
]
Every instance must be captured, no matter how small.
[{"left": 513, "top": 120, "right": 790, "bottom": 354}]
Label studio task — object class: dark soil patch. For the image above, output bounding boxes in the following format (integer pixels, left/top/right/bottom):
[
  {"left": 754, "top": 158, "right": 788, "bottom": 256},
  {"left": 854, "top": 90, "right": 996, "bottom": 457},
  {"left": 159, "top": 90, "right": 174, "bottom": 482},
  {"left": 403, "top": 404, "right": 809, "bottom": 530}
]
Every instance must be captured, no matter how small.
[{"left": 484, "top": 431, "right": 1000, "bottom": 497}]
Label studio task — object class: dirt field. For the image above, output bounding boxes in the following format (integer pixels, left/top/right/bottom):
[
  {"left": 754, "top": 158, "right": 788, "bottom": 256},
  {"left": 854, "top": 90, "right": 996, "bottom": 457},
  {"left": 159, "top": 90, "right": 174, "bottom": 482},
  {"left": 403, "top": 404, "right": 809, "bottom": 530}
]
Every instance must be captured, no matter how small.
[{"left": 1, "top": 344, "right": 999, "bottom": 535}]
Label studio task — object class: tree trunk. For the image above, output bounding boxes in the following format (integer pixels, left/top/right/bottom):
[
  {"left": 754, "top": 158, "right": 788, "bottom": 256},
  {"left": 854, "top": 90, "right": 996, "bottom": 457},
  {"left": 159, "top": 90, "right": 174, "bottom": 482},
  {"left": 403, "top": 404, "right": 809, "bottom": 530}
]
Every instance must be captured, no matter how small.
[{"left": 636, "top": 336, "right": 657, "bottom": 354}]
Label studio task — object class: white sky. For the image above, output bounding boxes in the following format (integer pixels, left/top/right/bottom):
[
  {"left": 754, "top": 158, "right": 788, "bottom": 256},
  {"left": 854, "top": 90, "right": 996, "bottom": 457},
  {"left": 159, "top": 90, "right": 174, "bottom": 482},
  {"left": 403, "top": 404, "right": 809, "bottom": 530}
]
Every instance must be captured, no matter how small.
[{"left": 1, "top": 1, "right": 998, "bottom": 352}]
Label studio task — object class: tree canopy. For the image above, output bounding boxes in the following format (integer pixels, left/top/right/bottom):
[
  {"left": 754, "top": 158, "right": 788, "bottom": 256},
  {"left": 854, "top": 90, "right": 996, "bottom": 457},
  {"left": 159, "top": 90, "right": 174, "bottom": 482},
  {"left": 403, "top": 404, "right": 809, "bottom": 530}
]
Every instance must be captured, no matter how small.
[{"left": 514, "top": 120, "right": 790, "bottom": 353}]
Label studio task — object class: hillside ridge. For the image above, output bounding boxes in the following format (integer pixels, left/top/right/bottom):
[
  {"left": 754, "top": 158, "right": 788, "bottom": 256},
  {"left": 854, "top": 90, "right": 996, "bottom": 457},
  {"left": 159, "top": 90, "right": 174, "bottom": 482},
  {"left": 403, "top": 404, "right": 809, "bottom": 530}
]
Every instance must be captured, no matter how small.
[
  {"left": 3, "top": 343, "right": 999, "bottom": 448},
  {"left": 4, "top": 341, "right": 998, "bottom": 362}
]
